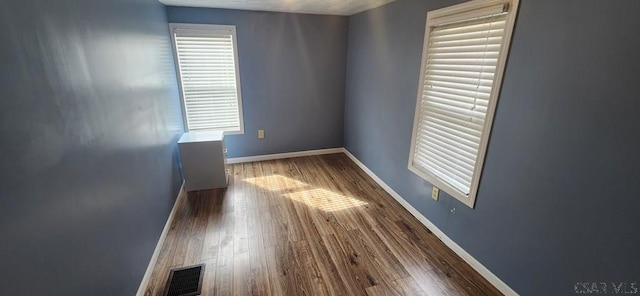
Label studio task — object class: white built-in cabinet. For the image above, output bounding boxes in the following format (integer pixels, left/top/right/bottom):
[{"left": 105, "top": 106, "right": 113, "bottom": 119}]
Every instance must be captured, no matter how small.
[{"left": 178, "top": 131, "right": 228, "bottom": 191}]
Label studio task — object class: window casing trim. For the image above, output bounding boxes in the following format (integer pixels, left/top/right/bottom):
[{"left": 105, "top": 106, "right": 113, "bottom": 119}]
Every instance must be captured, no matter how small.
[
  {"left": 407, "top": 0, "right": 519, "bottom": 208},
  {"left": 169, "top": 23, "right": 245, "bottom": 135}
]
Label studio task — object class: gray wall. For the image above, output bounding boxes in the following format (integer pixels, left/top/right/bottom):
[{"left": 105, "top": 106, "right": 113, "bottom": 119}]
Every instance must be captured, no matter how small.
[
  {"left": 344, "top": 0, "right": 640, "bottom": 294},
  {"left": 0, "top": 0, "right": 183, "bottom": 294},
  {"left": 166, "top": 7, "right": 347, "bottom": 158}
]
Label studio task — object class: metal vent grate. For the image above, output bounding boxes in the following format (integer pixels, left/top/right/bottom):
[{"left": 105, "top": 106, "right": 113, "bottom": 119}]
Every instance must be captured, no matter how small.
[{"left": 163, "top": 264, "right": 205, "bottom": 296}]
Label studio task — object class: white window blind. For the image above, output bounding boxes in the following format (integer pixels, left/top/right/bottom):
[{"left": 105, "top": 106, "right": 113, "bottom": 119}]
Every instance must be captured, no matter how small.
[
  {"left": 409, "top": 0, "right": 518, "bottom": 207},
  {"left": 170, "top": 24, "right": 244, "bottom": 133}
]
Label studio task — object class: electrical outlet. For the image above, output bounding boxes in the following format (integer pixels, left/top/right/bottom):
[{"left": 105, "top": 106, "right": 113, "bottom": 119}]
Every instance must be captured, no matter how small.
[
  {"left": 258, "top": 129, "right": 265, "bottom": 139},
  {"left": 431, "top": 186, "right": 439, "bottom": 201}
]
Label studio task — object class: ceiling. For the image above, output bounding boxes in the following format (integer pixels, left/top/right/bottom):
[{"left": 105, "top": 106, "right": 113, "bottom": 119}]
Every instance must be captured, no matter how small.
[{"left": 159, "top": 0, "right": 396, "bottom": 16}]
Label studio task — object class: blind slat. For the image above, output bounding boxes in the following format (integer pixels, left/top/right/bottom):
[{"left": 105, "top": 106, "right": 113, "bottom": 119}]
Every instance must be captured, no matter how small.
[
  {"left": 428, "top": 58, "right": 498, "bottom": 66},
  {"left": 427, "top": 80, "right": 493, "bottom": 94},
  {"left": 414, "top": 154, "right": 471, "bottom": 191},
  {"left": 425, "top": 87, "right": 491, "bottom": 103},
  {"left": 417, "top": 136, "right": 480, "bottom": 161},
  {"left": 419, "top": 118, "right": 481, "bottom": 146},
  {"left": 423, "top": 100, "right": 487, "bottom": 121},
  {"left": 427, "top": 69, "right": 495, "bottom": 80},
  {"left": 426, "top": 75, "right": 494, "bottom": 88}
]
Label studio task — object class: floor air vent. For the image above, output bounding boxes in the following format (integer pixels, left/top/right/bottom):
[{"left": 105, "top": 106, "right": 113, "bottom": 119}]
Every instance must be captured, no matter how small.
[{"left": 163, "top": 264, "right": 205, "bottom": 296}]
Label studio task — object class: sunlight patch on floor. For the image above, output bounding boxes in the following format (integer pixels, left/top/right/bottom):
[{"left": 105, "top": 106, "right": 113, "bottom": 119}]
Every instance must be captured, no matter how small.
[
  {"left": 244, "top": 174, "right": 368, "bottom": 212},
  {"left": 244, "top": 174, "right": 308, "bottom": 191},
  {"left": 284, "top": 188, "right": 368, "bottom": 212}
]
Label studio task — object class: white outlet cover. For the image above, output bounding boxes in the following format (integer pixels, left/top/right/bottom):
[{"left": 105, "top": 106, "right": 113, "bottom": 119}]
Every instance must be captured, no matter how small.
[{"left": 431, "top": 187, "right": 439, "bottom": 201}]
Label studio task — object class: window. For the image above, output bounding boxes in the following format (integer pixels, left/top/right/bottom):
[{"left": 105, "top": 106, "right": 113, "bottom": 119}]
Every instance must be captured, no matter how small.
[
  {"left": 408, "top": 0, "right": 519, "bottom": 208},
  {"left": 170, "top": 23, "right": 244, "bottom": 134}
]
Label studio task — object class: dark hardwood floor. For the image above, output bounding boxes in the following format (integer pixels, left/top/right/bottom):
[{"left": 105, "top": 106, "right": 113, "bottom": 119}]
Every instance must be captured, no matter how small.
[{"left": 143, "top": 153, "right": 502, "bottom": 296}]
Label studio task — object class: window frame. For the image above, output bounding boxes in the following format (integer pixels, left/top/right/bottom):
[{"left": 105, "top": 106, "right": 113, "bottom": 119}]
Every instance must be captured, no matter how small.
[
  {"left": 408, "top": 0, "right": 519, "bottom": 208},
  {"left": 169, "top": 23, "right": 245, "bottom": 135}
]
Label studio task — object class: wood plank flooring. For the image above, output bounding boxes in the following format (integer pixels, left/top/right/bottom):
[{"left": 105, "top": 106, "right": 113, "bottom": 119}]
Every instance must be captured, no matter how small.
[{"left": 143, "top": 153, "right": 501, "bottom": 296}]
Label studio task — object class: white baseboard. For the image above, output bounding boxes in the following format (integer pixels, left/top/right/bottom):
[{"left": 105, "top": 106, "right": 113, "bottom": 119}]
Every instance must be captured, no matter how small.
[
  {"left": 136, "top": 182, "right": 186, "bottom": 296},
  {"left": 342, "top": 149, "right": 518, "bottom": 296},
  {"left": 227, "top": 147, "right": 344, "bottom": 164}
]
